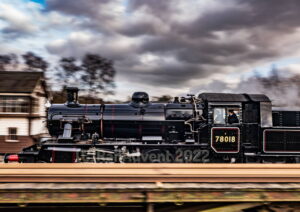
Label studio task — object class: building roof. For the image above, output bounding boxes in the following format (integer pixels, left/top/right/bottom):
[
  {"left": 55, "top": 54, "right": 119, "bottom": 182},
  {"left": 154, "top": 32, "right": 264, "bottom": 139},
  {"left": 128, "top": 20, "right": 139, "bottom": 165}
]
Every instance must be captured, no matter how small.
[{"left": 0, "top": 71, "right": 44, "bottom": 93}]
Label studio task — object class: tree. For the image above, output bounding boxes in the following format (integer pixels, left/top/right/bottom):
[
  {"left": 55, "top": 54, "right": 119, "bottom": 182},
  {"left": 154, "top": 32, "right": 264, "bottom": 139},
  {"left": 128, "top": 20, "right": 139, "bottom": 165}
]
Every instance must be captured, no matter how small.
[
  {"left": 60, "top": 57, "right": 81, "bottom": 75},
  {"left": 81, "top": 54, "right": 116, "bottom": 96},
  {"left": 0, "top": 54, "right": 12, "bottom": 71},
  {"left": 56, "top": 53, "right": 116, "bottom": 97},
  {"left": 0, "top": 51, "right": 117, "bottom": 98},
  {"left": 9, "top": 54, "right": 19, "bottom": 70},
  {"left": 0, "top": 52, "right": 47, "bottom": 72},
  {"left": 58, "top": 57, "right": 81, "bottom": 87},
  {"left": 22, "top": 52, "right": 48, "bottom": 72}
]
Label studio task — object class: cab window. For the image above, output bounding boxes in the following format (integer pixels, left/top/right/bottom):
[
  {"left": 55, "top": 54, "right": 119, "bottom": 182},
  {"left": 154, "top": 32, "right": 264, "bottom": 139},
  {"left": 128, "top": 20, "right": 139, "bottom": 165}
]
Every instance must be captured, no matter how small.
[
  {"left": 213, "top": 107, "right": 240, "bottom": 124},
  {"left": 213, "top": 108, "right": 226, "bottom": 124}
]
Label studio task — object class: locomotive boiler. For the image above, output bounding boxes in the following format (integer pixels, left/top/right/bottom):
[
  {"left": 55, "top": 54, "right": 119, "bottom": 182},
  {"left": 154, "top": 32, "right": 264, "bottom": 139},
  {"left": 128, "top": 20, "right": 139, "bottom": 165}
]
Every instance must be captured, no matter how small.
[
  {"left": 47, "top": 87, "right": 202, "bottom": 144},
  {"left": 5, "top": 87, "right": 300, "bottom": 163}
]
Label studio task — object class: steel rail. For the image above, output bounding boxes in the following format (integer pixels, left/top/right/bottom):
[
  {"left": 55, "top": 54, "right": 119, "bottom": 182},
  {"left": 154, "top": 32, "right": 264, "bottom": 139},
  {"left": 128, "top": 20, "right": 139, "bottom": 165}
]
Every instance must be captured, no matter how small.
[{"left": 0, "top": 163, "right": 300, "bottom": 182}]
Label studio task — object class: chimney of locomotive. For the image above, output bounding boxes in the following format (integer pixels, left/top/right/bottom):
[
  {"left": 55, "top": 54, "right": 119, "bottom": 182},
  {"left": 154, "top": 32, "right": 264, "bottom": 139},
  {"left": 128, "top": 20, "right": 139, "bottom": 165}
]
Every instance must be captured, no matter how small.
[{"left": 66, "top": 87, "right": 80, "bottom": 107}]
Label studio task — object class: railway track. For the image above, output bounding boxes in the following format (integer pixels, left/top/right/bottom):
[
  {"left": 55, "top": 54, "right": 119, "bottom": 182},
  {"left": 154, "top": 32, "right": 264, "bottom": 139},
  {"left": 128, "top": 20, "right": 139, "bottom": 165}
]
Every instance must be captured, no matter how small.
[{"left": 1, "top": 163, "right": 300, "bottom": 182}]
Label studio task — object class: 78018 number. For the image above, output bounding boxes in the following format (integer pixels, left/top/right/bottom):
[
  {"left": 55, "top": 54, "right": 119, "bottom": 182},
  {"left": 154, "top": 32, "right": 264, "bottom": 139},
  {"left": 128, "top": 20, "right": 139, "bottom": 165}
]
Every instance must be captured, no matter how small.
[{"left": 215, "top": 136, "right": 236, "bottom": 143}]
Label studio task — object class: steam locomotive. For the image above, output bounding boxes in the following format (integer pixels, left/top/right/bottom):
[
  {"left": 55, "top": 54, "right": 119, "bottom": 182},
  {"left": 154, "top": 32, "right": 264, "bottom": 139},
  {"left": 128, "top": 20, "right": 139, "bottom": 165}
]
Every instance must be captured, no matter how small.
[{"left": 5, "top": 87, "right": 300, "bottom": 163}]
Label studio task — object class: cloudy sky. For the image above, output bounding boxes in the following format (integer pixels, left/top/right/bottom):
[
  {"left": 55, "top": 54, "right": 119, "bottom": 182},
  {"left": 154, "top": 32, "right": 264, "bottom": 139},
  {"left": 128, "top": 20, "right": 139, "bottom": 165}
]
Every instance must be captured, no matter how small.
[{"left": 1, "top": 0, "right": 300, "bottom": 100}]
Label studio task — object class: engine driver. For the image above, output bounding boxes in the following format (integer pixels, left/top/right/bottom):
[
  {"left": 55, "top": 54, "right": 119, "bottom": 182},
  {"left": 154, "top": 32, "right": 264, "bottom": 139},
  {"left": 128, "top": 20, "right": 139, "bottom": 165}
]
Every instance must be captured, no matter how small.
[{"left": 228, "top": 109, "right": 239, "bottom": 124}]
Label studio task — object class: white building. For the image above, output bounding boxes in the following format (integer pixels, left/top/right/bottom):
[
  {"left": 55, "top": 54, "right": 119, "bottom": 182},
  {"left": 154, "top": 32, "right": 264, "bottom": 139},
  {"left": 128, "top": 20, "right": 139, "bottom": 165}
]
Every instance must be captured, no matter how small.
[{"left": 0, "top": 71, "right": 49, "bottom": 153}]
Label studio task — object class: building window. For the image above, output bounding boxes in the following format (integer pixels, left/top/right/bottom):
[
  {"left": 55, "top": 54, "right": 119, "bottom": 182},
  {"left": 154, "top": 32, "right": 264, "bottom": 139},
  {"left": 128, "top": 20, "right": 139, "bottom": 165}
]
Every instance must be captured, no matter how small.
[
  {"left": 7, "top": 128, "right": 18, "bottom": 142},
  {"left": 32, "top": 98, "right": 39, "bottom": 113},
  {"left": 0, "top": 96, "right": 29, "bottom": 113}
]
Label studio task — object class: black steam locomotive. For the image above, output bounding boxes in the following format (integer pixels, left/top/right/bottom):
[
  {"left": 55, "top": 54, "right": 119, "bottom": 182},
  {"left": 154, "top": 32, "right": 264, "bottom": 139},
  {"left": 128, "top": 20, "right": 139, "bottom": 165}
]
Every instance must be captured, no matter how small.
[{"left": 5, "top": 87, "right": 300, "bottom": 163}]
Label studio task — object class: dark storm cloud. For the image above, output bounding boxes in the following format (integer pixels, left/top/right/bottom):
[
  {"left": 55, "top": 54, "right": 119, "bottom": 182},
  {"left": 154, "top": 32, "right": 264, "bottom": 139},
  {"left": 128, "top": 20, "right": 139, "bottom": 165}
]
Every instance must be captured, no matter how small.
[
  {"left": 122, "top": 63, "right": 212, "bottom": 87},
  {"left": 176, "top": 42, "right": 278, "bottom": 65},
  {"left": 132, "top": 0, "right": 300, "bottom": 69},
  {"left": 46, "top": 0, "right": 122, "bottom": 34},
  {"left": 177, "top": 0, "right": 300, "bottom": 38},
  {"left": 1, "top": 27, "right": 30, "bottom": 39},
  {"left": 128, "top": 0, "right": 175, "bottom": 19},
  {"left": 138, "top": 37, "right": 252, "bottom": 64},
  {"left": 119, "top": 20, "right": 160, "bottom": 37},
  {"left": 47, "top": 0, "right": 111, "bottom": 18},
  {"left": 137, "top": 36, "right": 187, "bottom": 53},
  {"left": 242, "top": 0, "right": 300, "bottom": 28},
  {"left": 45, "top": 0, "right": 300, "bottom": 88},
  {"left": 46, "top": 35, "right": 137, "bottom": 62}
]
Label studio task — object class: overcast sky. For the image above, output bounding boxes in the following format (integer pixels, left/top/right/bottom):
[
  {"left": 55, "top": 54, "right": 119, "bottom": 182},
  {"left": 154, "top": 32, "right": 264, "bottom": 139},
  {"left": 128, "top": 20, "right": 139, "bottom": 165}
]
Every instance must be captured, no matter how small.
[{"left": 1, "top": 0, "right": 300, "bottom": 100}]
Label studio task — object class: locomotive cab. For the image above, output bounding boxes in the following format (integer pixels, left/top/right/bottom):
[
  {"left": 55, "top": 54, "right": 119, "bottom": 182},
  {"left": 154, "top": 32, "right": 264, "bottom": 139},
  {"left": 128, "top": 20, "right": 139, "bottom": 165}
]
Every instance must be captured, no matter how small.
[
  {"left": 198, "top": 93, "right": 272, "bottom": 162},
  {"left": 199, "top": 93, "right": 246, "bottom": 156}
]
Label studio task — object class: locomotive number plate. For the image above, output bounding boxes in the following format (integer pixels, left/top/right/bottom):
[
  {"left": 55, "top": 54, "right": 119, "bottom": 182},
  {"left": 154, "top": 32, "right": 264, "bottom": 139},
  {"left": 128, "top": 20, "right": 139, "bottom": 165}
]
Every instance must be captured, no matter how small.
[{"left": 211, "top": 127, "right": 240, "bottom": 153}]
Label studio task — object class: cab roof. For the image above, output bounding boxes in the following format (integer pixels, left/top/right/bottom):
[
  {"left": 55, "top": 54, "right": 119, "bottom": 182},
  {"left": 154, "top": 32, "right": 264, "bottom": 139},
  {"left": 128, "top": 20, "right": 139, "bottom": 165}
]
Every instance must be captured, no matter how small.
[{"left": 198, "top": 93, "right": 271, "bottom": 102}]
